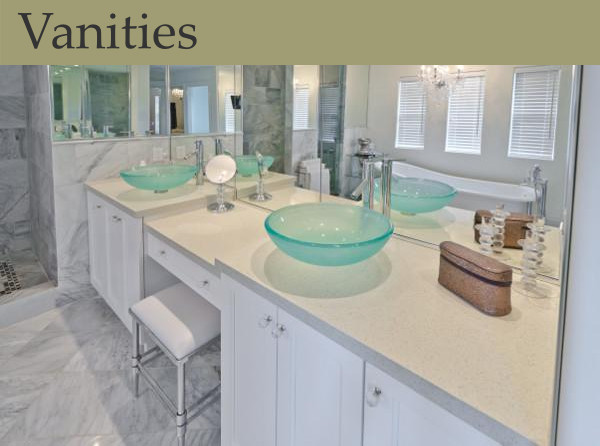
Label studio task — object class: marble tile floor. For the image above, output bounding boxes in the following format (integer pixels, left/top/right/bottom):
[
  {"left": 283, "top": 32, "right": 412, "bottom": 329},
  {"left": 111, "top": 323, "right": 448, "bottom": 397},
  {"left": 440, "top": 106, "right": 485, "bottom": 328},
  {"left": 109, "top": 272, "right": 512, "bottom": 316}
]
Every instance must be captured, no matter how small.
[
  {"left": 0, "top": 249, "right": 51, "bottom": 306},
  {"left": 0, "top": 292, "right": 221, "bottom": 445}
]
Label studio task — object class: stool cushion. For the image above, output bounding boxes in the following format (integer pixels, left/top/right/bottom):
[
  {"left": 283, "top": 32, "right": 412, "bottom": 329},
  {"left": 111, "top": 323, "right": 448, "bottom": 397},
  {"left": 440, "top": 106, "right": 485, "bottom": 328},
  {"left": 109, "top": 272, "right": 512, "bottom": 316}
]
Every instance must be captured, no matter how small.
[{"left": 131, "top": 282, "right": 220, "bottom": 360}]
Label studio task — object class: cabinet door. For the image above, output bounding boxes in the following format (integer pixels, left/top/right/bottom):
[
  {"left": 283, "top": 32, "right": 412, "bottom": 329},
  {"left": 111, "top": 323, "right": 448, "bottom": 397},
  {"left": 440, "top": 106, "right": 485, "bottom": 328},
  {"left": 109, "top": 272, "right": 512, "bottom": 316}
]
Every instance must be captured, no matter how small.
[
  {"left": 276, "top": 309, "right": 364, "bottom": 446},
  {"left": 105, "top": 203, "right": 143, "bottom": 329},
  {"left": 87, "top": 192, "right": 108, "bottom": 298},
  {"left": 363, "top": 364, "right": 499, "bottom": 446},
  {"left": 105, "top": 202, "right": 126, "bottom": 318},
  {"left": 233, "top": 285, "right": 278, "bottom": 446}
]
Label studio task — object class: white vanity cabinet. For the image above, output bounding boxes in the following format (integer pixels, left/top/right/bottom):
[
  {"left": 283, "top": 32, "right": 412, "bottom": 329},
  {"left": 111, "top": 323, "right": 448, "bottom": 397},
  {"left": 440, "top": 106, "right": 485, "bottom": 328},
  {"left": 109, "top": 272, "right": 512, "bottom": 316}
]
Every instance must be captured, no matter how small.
[
  {"left": 363, "top": 364, "right": 500, "bottom": 446},
  {"left": 232, "top": 282, "right": 363, "bottom": 446},
  {"left": 87, "top": 191, "right": 143, "bottom": 328}
]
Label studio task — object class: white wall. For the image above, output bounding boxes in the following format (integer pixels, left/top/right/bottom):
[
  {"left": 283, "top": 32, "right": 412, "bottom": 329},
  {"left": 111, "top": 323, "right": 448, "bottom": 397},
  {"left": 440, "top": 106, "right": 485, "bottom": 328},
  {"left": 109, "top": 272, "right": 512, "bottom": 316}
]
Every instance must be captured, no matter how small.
[
  {"left": 366, "top": 65, "right": 574, "bottom": 224},
  {"left": 557, "top": 65, "right": 600, "bottom": 445}
]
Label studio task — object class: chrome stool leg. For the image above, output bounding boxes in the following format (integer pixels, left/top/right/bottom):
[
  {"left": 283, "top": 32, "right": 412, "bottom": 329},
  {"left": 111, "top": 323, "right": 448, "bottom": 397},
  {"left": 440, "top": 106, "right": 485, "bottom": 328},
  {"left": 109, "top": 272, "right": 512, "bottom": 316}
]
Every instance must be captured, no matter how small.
[
  {"left": 176, "top": 361, "right": 187, "bottom": 446},
  {"left": 131, "top": 319, "right": 141, "bottom": 397}
]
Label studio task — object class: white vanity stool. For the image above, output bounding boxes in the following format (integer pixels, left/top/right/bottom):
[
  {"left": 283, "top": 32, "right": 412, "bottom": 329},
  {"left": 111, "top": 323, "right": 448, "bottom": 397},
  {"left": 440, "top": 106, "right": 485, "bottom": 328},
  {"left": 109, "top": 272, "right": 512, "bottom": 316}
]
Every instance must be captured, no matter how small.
[{"left": 129, "top": 282, "right": 221, "bottom": 446}]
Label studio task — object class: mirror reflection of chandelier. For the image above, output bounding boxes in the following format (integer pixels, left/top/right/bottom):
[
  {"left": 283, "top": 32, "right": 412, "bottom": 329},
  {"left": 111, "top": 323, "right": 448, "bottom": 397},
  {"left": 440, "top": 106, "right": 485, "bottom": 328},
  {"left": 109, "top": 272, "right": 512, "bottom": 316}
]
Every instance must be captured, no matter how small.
[
  {"left": 418, "top": 65, "right": 464, "bottom": 91},
  {"left": 171, "top": 88, "right": 184, "bottom": 99}
]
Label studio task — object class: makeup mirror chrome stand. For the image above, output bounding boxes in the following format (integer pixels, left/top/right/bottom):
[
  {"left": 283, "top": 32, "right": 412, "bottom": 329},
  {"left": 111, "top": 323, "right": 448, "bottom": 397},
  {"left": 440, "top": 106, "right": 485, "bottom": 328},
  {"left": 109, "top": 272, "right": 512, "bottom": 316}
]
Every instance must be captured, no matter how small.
[
  {"left": 206, "top": 155, "right": 236, "bottom": 213},
  {"left": 249, "top": 152, "right": 272, "bottom": 202},
  {"left": 208, "top": 183, "right": 235, "bottom": 213}
]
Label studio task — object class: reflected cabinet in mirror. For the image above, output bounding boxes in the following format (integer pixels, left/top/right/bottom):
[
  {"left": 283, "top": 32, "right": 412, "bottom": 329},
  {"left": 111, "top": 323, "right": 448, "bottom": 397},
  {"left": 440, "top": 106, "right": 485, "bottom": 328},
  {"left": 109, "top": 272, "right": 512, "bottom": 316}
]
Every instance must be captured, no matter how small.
[{"left": 238, "top": 65, "right": 578, "bottom": 284}]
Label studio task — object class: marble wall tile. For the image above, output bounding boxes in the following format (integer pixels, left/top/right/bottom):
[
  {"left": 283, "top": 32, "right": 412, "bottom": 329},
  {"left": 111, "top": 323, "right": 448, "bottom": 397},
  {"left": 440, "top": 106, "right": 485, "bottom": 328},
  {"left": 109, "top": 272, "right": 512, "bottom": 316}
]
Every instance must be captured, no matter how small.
[
  {"left": 21, "top": 66, "right": 48, "bottom": 95},
  {"left": 51, "top": 138, "right": 170, "bottom": 287},
  {"left": 23, "top": 66, "right": 58, "bottom": 283},
  {"left": 243, "top": 66, "right": 290, "bottom": 174},
  {"left": 0, "top": 66, "right": 24, "bottom": 97},
  {"left": 54, "top": 183, "right": 88, "bottom": 288},
  {"left": 0, "top": 159, "right": 30, "bottom": 254},
  {"left": 290, "top": 129, "right": 319, "bottom": 175},
  {"left": 0, "top": 129, "right": 25, "bottom": 160},
  {"left": 0, "top": 97, "right": 26, "bottom": 129}
]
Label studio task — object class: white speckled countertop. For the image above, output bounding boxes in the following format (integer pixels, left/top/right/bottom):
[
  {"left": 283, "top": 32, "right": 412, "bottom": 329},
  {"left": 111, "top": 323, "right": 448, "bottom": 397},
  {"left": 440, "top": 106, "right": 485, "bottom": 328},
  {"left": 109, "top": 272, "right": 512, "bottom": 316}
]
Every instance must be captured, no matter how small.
[{"left": 145, "top": 199, "right": 560, "bottom": 446}]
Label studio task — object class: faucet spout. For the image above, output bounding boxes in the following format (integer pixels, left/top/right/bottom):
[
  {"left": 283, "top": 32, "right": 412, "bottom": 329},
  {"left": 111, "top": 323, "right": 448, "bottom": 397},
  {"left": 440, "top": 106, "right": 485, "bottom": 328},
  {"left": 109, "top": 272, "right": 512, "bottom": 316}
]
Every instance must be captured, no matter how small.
[
  {"left": 350, "top": 178, "right": 368, "bottom": 200},
  {"left": 215, "top": 138, "right": 223, "bottom": 156},
  {"left": 184, "top": 140, "right": 205, "bottom": 185}
]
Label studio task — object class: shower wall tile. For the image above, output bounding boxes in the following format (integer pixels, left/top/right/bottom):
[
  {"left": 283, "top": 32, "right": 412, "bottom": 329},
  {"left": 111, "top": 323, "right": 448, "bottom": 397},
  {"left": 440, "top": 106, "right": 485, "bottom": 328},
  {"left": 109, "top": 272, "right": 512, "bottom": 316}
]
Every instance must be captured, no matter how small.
[
  {"left": 0, "top": 129, "right": 25, "bottom": 160},
  {"left": 0, "top": 96, "right": 26, "bottom": 129},
  {"left": 23, "top": 66, "right": 57, "bottom": 283},
  {"left": 0, "top": 159, "right": 30, "bottom": 254},
  {"left": 22, "top": 66, "right": 49, "bottom": 95},
  {"left": 243, "top": 66, "right": 290, "bottom": 173},
  {"left": 0, "top": 66, "right": 25, "bottom": 96},
  {"left": 0, "top": 66, "right": 27, "bottom": 255}
]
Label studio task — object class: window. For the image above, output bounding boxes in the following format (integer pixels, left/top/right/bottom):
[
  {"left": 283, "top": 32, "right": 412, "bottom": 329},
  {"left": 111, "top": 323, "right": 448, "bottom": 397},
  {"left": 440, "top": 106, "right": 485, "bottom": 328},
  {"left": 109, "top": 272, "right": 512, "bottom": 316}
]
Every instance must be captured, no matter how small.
[
  {"left": 293, "top": 84, "right": 310, "bottom": 130},
  {"left": 319, "top": 85, "right": 340, "bottom": 142},
  {"left": 445, "top": 74, "right": 486, "bottom": 154},
  {"left": 395, "top": 80, "right": 427, "bottom": 149},
  {"left": 508, "top": 66, "right": 561, "bottom": 161},
  {"left": 224, "top": 91, "right": 235, "bottom": 133}
]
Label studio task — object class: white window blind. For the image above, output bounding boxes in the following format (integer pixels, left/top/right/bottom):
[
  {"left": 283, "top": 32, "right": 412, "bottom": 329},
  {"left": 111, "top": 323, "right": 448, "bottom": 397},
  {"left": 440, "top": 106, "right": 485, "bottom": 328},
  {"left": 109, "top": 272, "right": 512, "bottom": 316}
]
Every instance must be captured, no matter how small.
[
  {"left": 508, "top": 67, "right": 560, "bottom": 161},
  {"left": 445, "top": 74, "right": 486, "bottom": 154},
  {"left": 395, "top": 80, "right": 427, "bottom": 149},
  {"left": 224, "top": 91, "right": 235, "bottom": 133},
  {"left": 319, "top": 86, "right": 340, "bottom": 142},
  {"left": 293, "top": 84, "right": 310, "bottom": 130}
]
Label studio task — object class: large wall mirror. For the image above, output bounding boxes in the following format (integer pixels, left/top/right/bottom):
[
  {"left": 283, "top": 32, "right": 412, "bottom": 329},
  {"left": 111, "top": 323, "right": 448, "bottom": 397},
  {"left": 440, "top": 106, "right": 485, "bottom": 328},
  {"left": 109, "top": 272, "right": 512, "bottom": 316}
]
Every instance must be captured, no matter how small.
[
  {"left": 49, "top": 65, "right": 243, "bottom": 145},
  {"left": 237, "top": 65, "right": 579, "bottom": 286}
]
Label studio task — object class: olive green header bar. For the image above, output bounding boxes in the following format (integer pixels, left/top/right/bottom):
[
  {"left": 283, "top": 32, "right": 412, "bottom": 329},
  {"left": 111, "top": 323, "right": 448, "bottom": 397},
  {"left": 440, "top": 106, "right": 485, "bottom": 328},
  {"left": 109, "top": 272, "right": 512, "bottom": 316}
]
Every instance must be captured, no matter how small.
[{"left": 0, "top": 0, "right": 596, "bottom": 64}]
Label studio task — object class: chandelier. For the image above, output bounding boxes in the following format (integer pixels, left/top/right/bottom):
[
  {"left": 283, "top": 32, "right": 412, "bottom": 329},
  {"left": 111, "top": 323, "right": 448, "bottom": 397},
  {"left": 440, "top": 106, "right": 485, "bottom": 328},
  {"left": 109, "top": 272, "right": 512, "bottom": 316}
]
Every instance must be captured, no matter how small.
[
  {"left": 171, "top": 88, "right": 184, "bottom": 99},
  {"left": 418, "top": 65, "right": 464, "bottom": 91}
]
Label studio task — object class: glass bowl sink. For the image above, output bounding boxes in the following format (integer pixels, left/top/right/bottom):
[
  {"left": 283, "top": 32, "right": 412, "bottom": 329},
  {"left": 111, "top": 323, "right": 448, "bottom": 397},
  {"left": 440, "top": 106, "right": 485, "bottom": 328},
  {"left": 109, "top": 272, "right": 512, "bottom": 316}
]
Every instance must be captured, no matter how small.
[
  {"left": 236, "top": 155, "right": 274, "bottom": 177},
  {"left": 265, "top": 203, "right": 394, "bottom": 266},
  {"left": 372, "top": 177, "right": 457, "bottom": 214},
  {"left": 120, "top": 164, "right": 197, "bottom": 193}
]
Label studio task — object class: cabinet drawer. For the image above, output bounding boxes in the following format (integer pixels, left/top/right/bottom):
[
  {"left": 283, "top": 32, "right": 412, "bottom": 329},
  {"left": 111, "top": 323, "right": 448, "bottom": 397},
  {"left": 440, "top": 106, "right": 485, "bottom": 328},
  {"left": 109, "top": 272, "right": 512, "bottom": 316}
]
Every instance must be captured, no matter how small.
[{"left": 146, "top": 233, "right": 220, "bottom": 308}]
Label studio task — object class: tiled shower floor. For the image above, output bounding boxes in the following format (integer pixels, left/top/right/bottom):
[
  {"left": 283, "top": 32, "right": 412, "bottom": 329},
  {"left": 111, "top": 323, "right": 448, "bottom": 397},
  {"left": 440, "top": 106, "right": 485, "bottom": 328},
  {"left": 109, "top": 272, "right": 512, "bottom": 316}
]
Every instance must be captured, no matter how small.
[
  {"left": 0, "top": 291, "right": 221, "bottom": 445},
  {"left": 0, "top": 249, "right": 52, "bottom": 305}
]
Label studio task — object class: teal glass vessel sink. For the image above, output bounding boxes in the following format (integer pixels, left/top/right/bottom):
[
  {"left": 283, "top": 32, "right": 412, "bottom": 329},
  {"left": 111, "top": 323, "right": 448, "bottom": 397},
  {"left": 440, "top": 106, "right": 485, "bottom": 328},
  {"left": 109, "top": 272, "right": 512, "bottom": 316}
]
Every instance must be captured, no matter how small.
[
  {"left": 236, "top": 155, "right": 274, "bottom": 177},
  {"left": 372, "top": 177, "right": 457, "bottom": 214},
  {"left": 265, "top": 203, "right": 394, "bottom": 266},
  {"left": 120, "top": 164, "right": 197, "bottom": 193}
]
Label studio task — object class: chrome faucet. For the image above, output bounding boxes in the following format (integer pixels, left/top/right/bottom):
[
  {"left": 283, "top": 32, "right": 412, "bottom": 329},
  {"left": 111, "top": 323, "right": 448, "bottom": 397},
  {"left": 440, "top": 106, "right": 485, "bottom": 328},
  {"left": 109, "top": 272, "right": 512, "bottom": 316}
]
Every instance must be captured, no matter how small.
[
  {"left": 350, "top": 156, "right": 384, "bottom": 201},
  {"left": 523, "top": 164, "right": 548, "bottom": 219},
  {"left": 249, "top": 151, "right": 272, "bottom": 202},
  {"left": 184, "top": 139, "right": 205, "bottom": 185},
  {"left": 356, "top": 157, "right": 403, "bottom": 218},
  {"left": 215, "top": 138, "right": 223, "bottom": 156}
]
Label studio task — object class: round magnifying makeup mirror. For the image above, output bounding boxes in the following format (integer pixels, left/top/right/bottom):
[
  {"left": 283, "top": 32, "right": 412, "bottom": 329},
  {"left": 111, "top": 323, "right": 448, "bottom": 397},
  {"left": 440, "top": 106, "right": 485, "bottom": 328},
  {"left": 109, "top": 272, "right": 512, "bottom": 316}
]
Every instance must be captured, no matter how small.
[{"left": 205, "top": 155, "right": 237, "bottom": 213}]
